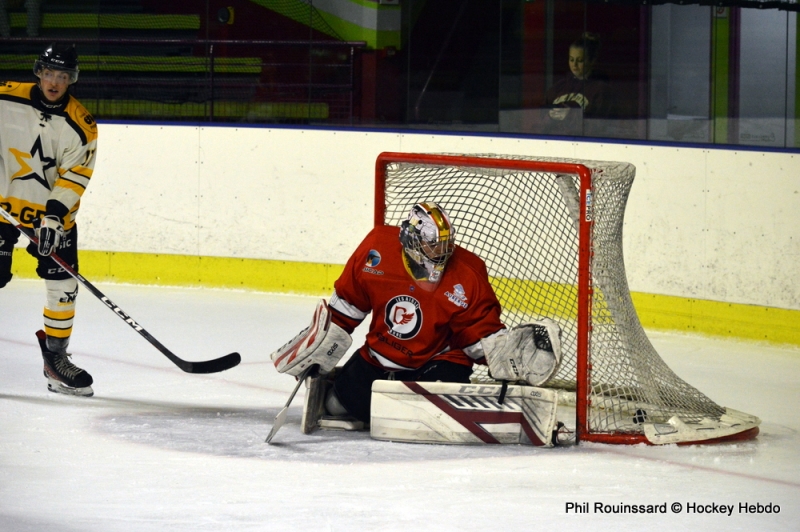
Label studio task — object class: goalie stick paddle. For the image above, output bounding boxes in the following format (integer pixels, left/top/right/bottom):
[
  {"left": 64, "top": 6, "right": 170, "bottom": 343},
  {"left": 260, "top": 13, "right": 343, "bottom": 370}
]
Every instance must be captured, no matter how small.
[
  {"left": 0, "top": 207, "right": 241, "bottom": 374},
  {"left": 266, "top": 365, "right": 316, "bottom": 444}
]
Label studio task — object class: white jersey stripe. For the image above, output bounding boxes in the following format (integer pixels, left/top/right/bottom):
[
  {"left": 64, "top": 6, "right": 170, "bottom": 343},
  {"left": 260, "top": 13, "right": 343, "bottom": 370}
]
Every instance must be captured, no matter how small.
[{"left": 329, "top": 290, "right": 369, "bottom": 321}]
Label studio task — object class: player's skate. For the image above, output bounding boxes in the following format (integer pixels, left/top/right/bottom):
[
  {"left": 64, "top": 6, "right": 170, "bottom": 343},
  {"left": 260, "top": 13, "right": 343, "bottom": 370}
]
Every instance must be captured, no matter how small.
[
  {"left": 551, "top": 422, "right": 576, "bottom": 447},
  {"left": 301, "top": 368, "right": 365, "bottom": 433},
  {"left": 319, "top": 382, "right": 366, "bottom": 432},
  {"left": 301, "top": 369, "right": 331, "bottom": 434},
  {"left": 36, "top": 330, "right": 93, "bottom": 397},
  {"left": 319, "top": 411, "right": 365, "bottom": 431}
]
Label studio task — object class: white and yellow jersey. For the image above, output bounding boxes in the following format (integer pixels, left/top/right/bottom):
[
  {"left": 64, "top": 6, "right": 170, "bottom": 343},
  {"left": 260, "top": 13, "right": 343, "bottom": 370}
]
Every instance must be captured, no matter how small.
[{"left": 0, "top": 81, "right": 98, "bottom": 230}]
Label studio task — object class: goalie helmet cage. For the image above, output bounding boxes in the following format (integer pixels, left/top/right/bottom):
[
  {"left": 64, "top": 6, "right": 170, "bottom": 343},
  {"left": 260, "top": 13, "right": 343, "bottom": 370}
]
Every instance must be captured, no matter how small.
[{"left": 374, "top": 152, "right": 760, "bottom": 445}]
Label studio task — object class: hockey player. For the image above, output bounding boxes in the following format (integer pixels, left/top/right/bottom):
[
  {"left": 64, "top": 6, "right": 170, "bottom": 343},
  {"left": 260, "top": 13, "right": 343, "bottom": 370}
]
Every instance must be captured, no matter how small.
[
  {"left": 271, "top": 202, "right": 562, "bottom": 433},
  {"left": 0, "top": 43, "right": 98, "bottom": 396}
]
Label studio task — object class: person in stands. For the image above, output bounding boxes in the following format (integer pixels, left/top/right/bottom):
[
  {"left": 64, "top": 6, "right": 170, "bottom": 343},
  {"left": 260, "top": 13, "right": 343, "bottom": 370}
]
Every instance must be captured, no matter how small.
[{"left": 543, "top": 32, "right": 615, "bottom": 135}]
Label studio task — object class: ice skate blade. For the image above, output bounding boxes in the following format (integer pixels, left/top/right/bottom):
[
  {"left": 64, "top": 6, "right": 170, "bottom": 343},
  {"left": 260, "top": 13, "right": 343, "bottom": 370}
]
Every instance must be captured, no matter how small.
[{"left": 47, "top": 378, "right": 94, "bottom": 397}]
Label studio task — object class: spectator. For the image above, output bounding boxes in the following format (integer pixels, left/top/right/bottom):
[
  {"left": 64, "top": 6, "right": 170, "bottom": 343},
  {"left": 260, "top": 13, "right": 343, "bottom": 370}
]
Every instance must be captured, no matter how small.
[{"left": 543, "top": 32, "right": 614, "bottom": 135}]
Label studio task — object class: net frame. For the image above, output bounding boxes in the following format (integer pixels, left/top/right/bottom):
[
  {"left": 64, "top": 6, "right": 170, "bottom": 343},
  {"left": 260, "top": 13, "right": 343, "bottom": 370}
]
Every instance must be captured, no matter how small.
[{"left": 375, "top": 152, "right": 759, "bottom": 445}]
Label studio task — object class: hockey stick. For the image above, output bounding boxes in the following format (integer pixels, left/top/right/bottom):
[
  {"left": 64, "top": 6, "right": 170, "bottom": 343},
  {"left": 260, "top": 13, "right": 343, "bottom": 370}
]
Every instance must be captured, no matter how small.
[
  {"left": 0, "top": 207, "right": 241, "bottom": 374},
  {"left": 266, "top": 365, "right": 316, "bottom": 444}
]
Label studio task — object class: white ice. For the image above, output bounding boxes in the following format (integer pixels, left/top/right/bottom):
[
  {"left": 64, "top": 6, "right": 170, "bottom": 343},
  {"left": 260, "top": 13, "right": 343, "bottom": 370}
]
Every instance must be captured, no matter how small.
[{"left": 1, "top": 279, "right": 798, "bottom": 531}]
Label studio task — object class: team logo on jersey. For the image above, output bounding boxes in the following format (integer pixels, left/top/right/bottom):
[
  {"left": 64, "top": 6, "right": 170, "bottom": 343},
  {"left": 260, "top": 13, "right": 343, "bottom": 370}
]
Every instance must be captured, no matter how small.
[
  {"left": 454, "top": 284, "right": 466, "bottom": 299},
  {"left": 363, "top": 249, "right": 384, "bottom": 275},
  {"left": 9, "top": 137, "right": 55, "bottom": 190},
  {"left": 384, "top": 295, "right": 422, "bottom": 340},
  {"left": 59, "top": 286, "right": 79, "bottom": 304},
  {"left": 366, "top": 250, "right": 381, "bottom": 267},
  {"left": 445, "top": 283, "right": 469, "bottom": 309}
]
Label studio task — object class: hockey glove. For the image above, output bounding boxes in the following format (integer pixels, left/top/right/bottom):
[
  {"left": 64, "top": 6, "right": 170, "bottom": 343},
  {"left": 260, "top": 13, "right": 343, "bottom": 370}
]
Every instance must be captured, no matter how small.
[
  {"left": 36, "top": 215, "right": 64, "bottom": 257},
  {"left": 483, "top": 318, "right": 563, "bottom": 386},
  {"left": 271, "top": 299, "right": 353, "bottom": 377}
]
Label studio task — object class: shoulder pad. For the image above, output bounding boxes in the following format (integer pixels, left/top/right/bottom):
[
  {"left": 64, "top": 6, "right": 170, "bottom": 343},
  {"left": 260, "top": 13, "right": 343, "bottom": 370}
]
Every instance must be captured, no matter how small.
[
  {"left": 0, "top": 81, "right": 33, "bottom": 99},
  {"left": 66, "top": 99, "right": 98, "bottom": 140}
]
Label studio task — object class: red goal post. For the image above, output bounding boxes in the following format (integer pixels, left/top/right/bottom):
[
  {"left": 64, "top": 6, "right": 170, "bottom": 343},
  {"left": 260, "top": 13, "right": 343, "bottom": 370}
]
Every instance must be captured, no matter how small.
[{"left": 374, "top": 152, "right": 760, "bottom": 445}]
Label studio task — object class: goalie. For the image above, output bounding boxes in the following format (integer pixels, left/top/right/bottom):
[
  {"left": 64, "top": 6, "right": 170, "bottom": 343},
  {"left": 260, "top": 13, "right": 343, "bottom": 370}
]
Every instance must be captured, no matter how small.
[{"left": 271, "top": 202, "right": 563, "bottom": 438}]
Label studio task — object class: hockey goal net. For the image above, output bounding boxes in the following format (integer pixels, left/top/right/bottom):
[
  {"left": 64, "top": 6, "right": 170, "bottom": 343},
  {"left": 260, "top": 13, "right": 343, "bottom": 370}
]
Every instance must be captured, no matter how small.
[{"left": 375, "top": 152, "right": 760, "bottom": 445}]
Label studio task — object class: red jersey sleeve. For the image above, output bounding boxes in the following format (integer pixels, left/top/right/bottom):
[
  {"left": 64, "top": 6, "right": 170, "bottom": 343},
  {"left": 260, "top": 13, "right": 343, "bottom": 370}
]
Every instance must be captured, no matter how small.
[
  {"left": 329, "top": 228, "right": 378, "bottom": 333},
  {"left": 445, "top": 248, "right": 505, "bottom": 350}
]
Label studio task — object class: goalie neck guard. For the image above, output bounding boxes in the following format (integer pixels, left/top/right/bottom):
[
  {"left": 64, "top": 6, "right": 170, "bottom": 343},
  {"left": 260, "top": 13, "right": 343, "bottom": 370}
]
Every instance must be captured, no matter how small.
[{"left": 399, "top": 202, "right": 455, "bottom": 286}]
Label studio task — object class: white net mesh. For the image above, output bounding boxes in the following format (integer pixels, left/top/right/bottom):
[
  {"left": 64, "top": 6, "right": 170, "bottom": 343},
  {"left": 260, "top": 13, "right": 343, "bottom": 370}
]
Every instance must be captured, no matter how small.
[{"left": 379, "top": 153, "right": 726, "bottom": 439}]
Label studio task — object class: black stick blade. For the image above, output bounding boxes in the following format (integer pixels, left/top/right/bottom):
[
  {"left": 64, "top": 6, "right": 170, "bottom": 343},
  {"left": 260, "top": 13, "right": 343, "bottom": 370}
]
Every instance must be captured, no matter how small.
[{"left": 183, "top": 352, "right": 241, "bottom": 374}]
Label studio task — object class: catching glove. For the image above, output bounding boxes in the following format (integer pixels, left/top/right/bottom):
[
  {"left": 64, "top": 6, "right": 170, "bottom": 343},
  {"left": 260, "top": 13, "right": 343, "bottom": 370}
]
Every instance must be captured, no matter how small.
[{"left": 483, "top": 318, "right": 563, "bottom": 386}]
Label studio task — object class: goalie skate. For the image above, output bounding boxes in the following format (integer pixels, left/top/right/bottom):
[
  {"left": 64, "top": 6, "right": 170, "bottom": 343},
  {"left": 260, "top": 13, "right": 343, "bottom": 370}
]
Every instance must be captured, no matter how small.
[
  {"left": 319, "top": 416, "right": 365, "bottom": 431},
  {"left": 301, "top": 370, "right": 331, "bottom": 434},
  {"left": 552, "top": 422, "right": 576, "bottom": 447},
  {"left": 301, "top": 369, "right": 365, "bottom": 433},
  {"left": 36, "top": 330, "right": 94, "bottom": 397}
]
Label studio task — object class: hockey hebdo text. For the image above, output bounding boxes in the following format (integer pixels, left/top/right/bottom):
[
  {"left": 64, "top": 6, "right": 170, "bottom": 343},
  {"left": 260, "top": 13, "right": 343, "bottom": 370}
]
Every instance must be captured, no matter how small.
[{"left": 565, "top": 501, "right": 781, "bottom": 516}]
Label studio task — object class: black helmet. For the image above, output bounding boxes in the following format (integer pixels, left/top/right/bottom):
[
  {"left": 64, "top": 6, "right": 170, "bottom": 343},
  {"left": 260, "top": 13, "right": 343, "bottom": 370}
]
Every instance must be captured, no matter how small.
[{"left": 33, "top": 43, "right": 79, "bottom": 84}]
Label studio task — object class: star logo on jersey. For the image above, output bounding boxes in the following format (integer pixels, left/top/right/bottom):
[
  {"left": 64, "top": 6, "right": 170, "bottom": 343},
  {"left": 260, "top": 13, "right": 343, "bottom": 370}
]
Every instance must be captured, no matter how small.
[
  {"left": 59, "top": 286, "right": 79, "bottom": 304},
  {"left": 9, "top": 136, "right": 55, "bottom": 190},
  {"left": 384, "top": 295, "right": 422, "bottom": 340}
]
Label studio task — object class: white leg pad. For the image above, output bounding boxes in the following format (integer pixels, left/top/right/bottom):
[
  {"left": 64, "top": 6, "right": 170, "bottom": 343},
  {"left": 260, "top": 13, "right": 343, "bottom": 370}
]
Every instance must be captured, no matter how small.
[{"left": 370, "top": 381, "right": 559, "bottom": 447}]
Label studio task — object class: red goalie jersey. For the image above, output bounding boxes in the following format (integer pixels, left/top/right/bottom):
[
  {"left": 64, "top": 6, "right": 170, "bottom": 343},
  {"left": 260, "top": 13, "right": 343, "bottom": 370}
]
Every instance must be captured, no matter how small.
[{"left": 329, "top": 225, "right": 505, "bottom": 371}]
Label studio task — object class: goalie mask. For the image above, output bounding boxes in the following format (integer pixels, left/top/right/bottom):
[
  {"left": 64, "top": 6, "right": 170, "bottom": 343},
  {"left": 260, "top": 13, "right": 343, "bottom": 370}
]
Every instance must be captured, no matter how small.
[{"left": 399, "top": 202, "right": 455, "bottom": 285}]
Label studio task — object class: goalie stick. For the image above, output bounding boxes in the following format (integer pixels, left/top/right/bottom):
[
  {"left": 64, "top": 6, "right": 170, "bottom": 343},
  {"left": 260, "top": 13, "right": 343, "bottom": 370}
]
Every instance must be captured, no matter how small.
[
  {"left": 266, "top": 364, "right": 316, "bottom": 444},
  {"left": 0, "top": 207, "right": 241, "bottom": 374}
]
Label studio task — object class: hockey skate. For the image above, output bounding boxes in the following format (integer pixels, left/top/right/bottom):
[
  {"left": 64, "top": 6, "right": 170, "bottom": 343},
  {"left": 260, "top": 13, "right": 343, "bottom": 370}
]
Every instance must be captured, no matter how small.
[
  {"left": 301, "top": 369, "right": 330, "bottom": 434},
  {"left": 319, "top": 415, "right": 365, "bottom": 432},
  {"left": 301, "top": 369, "right": 365, "bottom": 433},
  {"left": 36, "top": 330, "right": 94, "bottom": 397},
  {"left": 551, "top": 422, "right": 576, "bottom": 447}
]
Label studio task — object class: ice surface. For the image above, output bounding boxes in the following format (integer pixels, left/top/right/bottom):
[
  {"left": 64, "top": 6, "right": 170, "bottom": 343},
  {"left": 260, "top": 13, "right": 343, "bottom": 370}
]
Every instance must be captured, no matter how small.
[{"left": 1, "top": 279, "right": 798, "bottom": 531}]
